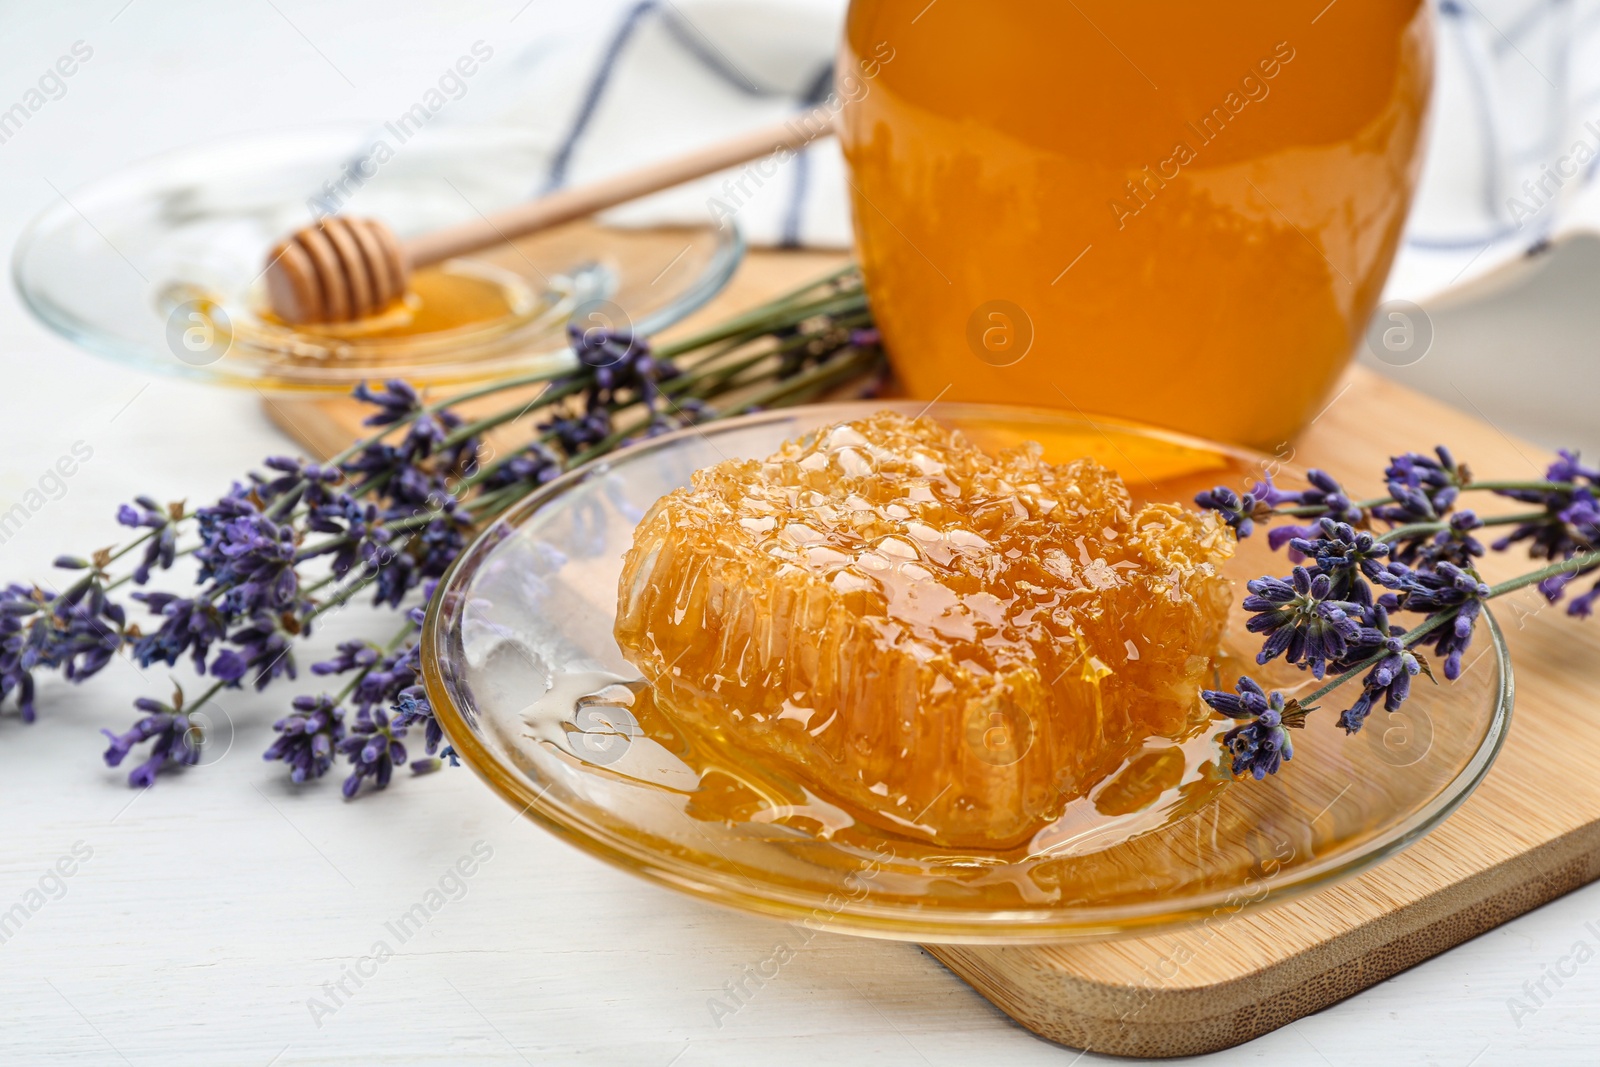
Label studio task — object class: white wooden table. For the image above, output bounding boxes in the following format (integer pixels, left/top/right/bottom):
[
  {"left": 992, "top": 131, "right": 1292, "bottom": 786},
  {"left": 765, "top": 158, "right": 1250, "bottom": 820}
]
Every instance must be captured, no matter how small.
[{"left": 1, "top": 3, "right": 1598, "bottom": 1063}]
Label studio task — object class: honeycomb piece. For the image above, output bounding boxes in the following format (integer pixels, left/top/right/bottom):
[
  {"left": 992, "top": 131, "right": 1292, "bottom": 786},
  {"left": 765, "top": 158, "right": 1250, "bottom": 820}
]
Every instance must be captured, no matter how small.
[{"left": 614, "top": 412, "right": 1234, "bottom": 848}]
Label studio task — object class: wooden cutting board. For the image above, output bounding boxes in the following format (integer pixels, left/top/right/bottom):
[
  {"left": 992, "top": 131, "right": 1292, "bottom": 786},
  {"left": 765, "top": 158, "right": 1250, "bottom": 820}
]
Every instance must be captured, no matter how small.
[{"left": 266, "top": 249, "right": 1600, "bottom": 1059}]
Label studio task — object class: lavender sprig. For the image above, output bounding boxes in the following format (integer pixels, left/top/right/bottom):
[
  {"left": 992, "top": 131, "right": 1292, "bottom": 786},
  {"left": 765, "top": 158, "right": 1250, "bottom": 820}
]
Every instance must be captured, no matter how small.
[
  {"left": 0, "top": 266, "right": 882, "bottom": 798},
  {"left": 1195, "top": 446, "right": 1600, "bottom": 779}
]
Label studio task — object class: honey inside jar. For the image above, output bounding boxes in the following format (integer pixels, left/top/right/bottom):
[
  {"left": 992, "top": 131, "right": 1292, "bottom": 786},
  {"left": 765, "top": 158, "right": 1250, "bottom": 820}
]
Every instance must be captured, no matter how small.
[
  {"left": 839, "top": 0, "right": 1433, "bottom": 449},
  {"left": 613, "top": 412, "right": 1234, "bottom": 850}
]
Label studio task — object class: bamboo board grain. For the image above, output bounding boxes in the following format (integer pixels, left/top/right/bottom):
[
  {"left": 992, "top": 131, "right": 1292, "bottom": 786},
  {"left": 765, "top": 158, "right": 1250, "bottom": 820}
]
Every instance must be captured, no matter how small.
[{"left": 265, "top": 251, "right": 1600, "bottom": 1059}]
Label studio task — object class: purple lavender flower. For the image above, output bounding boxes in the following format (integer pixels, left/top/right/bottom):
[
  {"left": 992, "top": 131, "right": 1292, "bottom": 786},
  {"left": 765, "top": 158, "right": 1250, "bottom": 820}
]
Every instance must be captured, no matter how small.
[
  {"left": 1373, "top": 478, "right": 1458, "bottom": 526},
  {"left": 1242, "top": 566, "right": 1363, "bottom": 679},
  {"left": 129, "top": 592, "right": 225, "bottom": 671},
  {"left": 44, "top": 597, "right": 124, "bottom": 682},
  {"left": 1391, "top": 509, "right": 1486, "bottom": 570},
  {"left": 345, "top": 442, "right": 416, "bottom": 500},
  {"left": 1492, "top": 451, "right": 1600, "bottom": 563},
  {"left": 1194, "top": 485, "right": 1260, "bottom": 537},
  {"left": 1335, "top": 605, "right": 1422, "bottom": 732},
  {"left": 264, "top": 694, "right": 346, "bottom": 783},
  {"left": 1372, "top": 449, "right": 1468, "bottom": 557},
  {"left": 101, "top": 696, "right": 202, "bottom": 787},
  {"left": 481, "top": 442, "right": 562, "bottom": 493},
  {"left": 311, "top": 638, "right": 416, "bottom": 716},
  {"left": 311, "top": 640, "right": 378, "bottom": 675},
  {"left": 11, "top": 575, "right": 127, "bottom": 691},
  {"left": 301, "top": 495, "right": 380, "bottom": 580},
  {"left": 1249, "top": 475, "right": 1300, "bottom": 507},
  {"left": 1378, "top": 561, "right": 1489, "bottom": 679},
  {"left": 1253, "top": 470, "right": 1365, "bottom": 554},
  {"left": 1384, "top": 446, "right": 1467, "bottom": 495},
  {"left": 342, "top": 398, "right": 473, "bottom": 508},
  {"left": 1566, "top": 581, "right": 1600, "bottom": 618},
  {"left": 391, "top": 684, "right": 442, "bottom": 756},
  {"left": 413, "top": 501, "right": 471, "bottom": 579},
  {"left": 115, "top": 496, "right": 179, "bottom": 584},
  {"left": 368, "top": 546, "right": 419, "bottom": 611},
  {"left": 219, "top": 521, "right": 299, "bottom": 614},
  {"left": 1527, "top": 492, "right": 1600, "bottom": 616},
  {"left": 0, "top": 585, "right": 47, "bottom": 721},
  {"left": 338, "top": 708, "right": 407, "bottom": 798},
  {"left": 1201, "top": 677, "right": 1301, "bottom": 779},
  {"left": 352, "top": 379, "right": 424, "bottom": 427},
  {"left": 255, "top": 456, "right": 342, "bottom": 511},
  {"left": 541, "top": 410, "right": 612, "bottom": 454},
  {"left": 1336, "top": 686, "right": 1378, "bottom": 734},
  {"left": 545, "top": 324, "right": 690, "bottom": 453},
  {"left": 1288, "top": 518, "right": 1390, "bottom": 596},
  {"left": 571, "top": 323, "right": 650, "bottom": 380},
  {"left": 1492, "top": 486, "right": 1599, "bottom": 565},
  {"left": 213, "top": 612, "right": 298, "bottom": 690},
  {"left": 1548, "top": 450, "right": 1600, "bottom": 485},
  {"left": 193, "top": 493, "right": 302, "bottom": 617}
]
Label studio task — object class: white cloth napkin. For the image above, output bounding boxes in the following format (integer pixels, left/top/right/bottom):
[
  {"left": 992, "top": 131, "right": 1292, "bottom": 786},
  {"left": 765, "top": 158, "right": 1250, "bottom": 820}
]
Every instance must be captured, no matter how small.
[
  {"left": 1394, "top": 0, "right": 1600, "bottom": 299},
  {"left": 463, "top": 0, "right": 852, "bottom": 248},
  {"left": 461, "top": 0, "right": 1600, "bottom": 296}
]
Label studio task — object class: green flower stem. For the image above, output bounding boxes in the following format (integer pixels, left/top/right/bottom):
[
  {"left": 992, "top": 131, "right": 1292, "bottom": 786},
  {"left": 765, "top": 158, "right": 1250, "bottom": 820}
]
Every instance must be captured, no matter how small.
[
  {"left": 306, "top": 570, "right": 381, "bottom": 622},
  {"left": 301, "top": 571, "right": 344, "bottom": 600},
  {"left": 103, "top": 544, "right": 199, "bottom": 593},
  {"left": 650, "top": 289, "right": 868, "bottom": 362},
  {"left": 1486, "top": 549, "right": 1600, "bottom": 598},
  {"left": 1297, "top": 611, "right": 1456, "bottom": 707},
  {"left": 176, "top": 677, "right": 230, "bottom": 716},
  {"left": 463, "top": 483, "right": 546, "bottom": 529},
  {"left": 712, "top": 345, "right": 882, "bottom": 416},
  {"left": 650, "top": 267, "right": 861, "bottom": 361},
  {"left": 460, "top": 481, "right": 541, "bottom": 520},
  {"left": 99, "top": 527, "right": 159, "bottom": 569},
  {"left": 437, "top": 377, "right": 591, "bottom": 451},
  {"left": 1273, "top": 482, "right": 1576, "bottom": 521},
  {"left": 1377, "top": 510, "right": 1552, "bottom": 545},
  {"left": 321, "top": 365, "right": 578, "bottom": 471},
  {"left": 1464, "top": 479, "right": 1575, "bottom": 494},
  {"left": 1375, "top": 521, "right": 1441, "bottom": 544},
  {"left": 302, "top": 468, "right": 552, "bottom": 613},
  {"left": 452, "top": 430, "right": 560, "bottom": 493}
]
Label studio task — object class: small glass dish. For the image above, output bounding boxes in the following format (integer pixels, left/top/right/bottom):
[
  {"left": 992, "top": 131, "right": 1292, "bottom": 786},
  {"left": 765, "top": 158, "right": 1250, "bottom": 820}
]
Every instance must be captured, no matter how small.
[
  {"left": 12, "top": 123, "right": 742, "bottom": 392},
  {"left": 421, "top": 403, "right": 1512, "bottom": 943}
]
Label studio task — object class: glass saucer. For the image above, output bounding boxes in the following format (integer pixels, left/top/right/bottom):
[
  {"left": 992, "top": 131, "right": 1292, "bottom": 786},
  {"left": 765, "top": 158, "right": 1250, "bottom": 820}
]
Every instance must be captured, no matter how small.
[
  {"left": 12, "top": 123, "right": 742, "bottom": 392},
  {"left": 421, "top": 403, "right": 1512, "bottom": 943}
]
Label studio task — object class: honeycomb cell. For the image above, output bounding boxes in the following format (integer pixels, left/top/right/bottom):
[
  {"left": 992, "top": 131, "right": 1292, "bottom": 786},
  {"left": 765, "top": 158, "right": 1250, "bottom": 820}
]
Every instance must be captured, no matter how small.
[{"left": 614, "top": 412, "right": 1234, "bottom": 848}]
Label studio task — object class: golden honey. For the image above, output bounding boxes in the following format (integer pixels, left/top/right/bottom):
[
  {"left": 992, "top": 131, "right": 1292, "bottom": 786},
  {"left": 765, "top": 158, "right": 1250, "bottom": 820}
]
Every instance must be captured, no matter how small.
[
  {"left": 256, "top": 260, "right": 534, "bottom": 340},
  {"left": 614, "top": 412, "right": 1234, "bottom": 849},
  {"left": 839, "top": 0, "right": 1433, "bottom": 449}
]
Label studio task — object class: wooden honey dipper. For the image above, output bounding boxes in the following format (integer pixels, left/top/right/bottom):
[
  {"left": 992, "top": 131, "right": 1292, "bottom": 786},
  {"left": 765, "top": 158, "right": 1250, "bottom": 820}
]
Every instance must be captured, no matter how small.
[{"left": 263, "top": 108, "right": 835, "bottom": 326}]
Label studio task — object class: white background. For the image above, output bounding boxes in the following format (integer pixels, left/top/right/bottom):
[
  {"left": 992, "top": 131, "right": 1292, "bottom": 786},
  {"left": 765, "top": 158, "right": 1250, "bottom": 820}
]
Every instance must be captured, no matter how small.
[{"left": 1, "top": 2, "right": 1598, "bottom": 1064}]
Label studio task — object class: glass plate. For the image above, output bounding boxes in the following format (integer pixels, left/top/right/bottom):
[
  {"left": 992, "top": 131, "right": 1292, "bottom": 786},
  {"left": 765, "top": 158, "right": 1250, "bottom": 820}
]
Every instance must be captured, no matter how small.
[
  {"left": 12, "top": 123, "right": 742, "bottom": 392},
  {"left": 422, "top": 403, "right": 1512, "bottom": 943}
]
